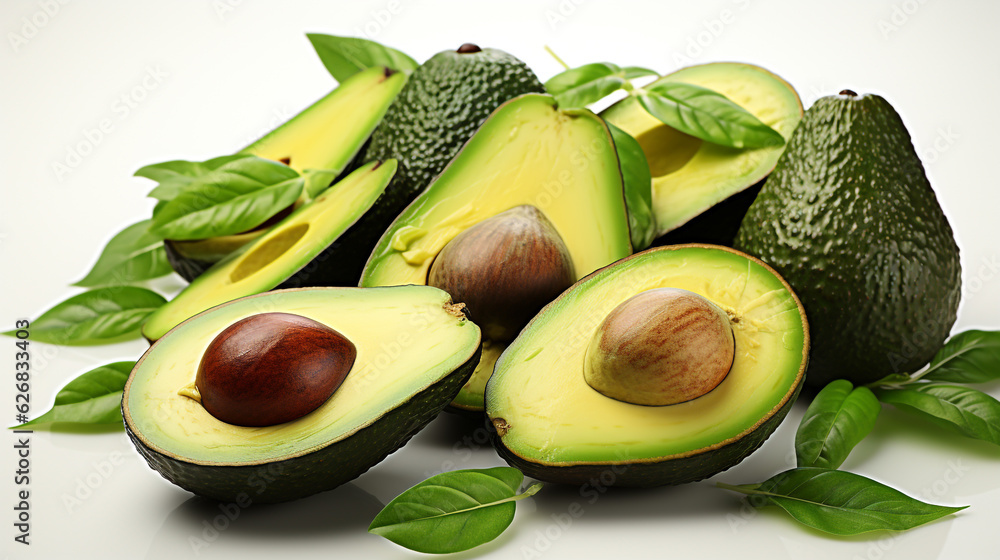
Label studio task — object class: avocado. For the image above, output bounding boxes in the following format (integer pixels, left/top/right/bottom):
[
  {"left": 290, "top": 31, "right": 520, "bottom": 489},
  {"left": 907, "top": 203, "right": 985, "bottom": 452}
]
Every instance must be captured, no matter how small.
[
  {"left": 362, "top": 93, "right": 632, "bottom": 413},
  {"left": 142, "top": 160, "right": 396, "bottom": 342},
  {"left": 164, "top": 66, "right": 406, "bottom": 280},
  {"left": 734, "top": 91, "right": 961, "bottom": 387},
  {"left": 602, "top": 62, "right": 802, "bottom": 242},
  {"left": 319, "top": 45, "right": 545, "bottom": 287},
  {"left": 485, "top": 245, "right": 808, "bottom": 486},
  {"left": 124, "top": 285, "right": 481, "bottom": 503}
]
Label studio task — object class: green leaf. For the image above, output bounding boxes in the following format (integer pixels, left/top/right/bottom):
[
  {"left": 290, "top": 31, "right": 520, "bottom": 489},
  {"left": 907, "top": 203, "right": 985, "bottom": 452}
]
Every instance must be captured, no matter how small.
[
  {"left": 150, "top": 157, "right": 303, "bottom": 240},
  {"left": 3, "top": 287, "right": 166, "bottom": 345},
  {"left": 622, "top": 66, "right": 658, "bottom": 80},
  {"left": 545, "top": 62, "right": 626, "bottom": 109},
  {"left": 369, "top": 467, "right": 541, "bottom": 554},
  {"left": 74, "top": 220, "right": 172, "bottom": 287},
  {"left": 875, "top": 384, "right": 1000, "bottom": 446},
  {"left": 306, "top": 33, "right": 417, "bottom": 82},
  {"left": 607, "top": 123, "right": 656, "bottom": 250},
  {"left": 136, "top": 155, "right": 251, "bottom": 201},
  {"left": 637, "top": 81, "right": 786, "bottom": 149},
  {"left": 919, "top": 330, "right": 1000, "bottom": 384},
  {"left": 718, "top": 468, "right": 966, "bottom": 535},
  {"left": 796, "top": 380, "right": 881, "bottom": 469},
  {"left": 12, "top": 362, "right": 133, "bottom": 429}
]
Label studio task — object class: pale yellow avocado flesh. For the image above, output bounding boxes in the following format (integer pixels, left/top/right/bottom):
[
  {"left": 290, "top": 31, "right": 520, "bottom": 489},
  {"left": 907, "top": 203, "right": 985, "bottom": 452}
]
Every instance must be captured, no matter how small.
[
  {"left": 360, "top": 94, "right": 633, "bottom": 411},
  {"left": 602, "top": 63, "right": 802, "bottom": 236},
  {"left": 126, "top": 286, "right": 479, "bottom": 464},
  {"left": 142, "top": 161, "right": 395, "bottom": 341},
  {"left": 241, "top": 65, "right": 405, "bottom": 175},
  {"left": 485, "top": 245, "right": 807, "bottom": 464}
]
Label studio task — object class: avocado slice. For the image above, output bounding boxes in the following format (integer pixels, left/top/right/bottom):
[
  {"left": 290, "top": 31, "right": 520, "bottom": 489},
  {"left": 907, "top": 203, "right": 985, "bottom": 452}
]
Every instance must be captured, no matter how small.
[
  {"left": 362, "top": 93, "right": 633, "bottom": 413},
  {"left": 486, "top": 245, "right": 808, "bottom": 486},
  {"left": 165, "top": 66, "right": 406, "bottom": 281},
  {"left": 142, "top": 160, "right": 396, "bottom": 342},
  {"left": 124, "top": 285, "right": 481, "bottom": 503},
  {"left": 602, "top": 62, "right": 802, "bottom": 241},
  {"left": 735, "top": 91, "right": 961, "bottom": 387},
  {"left": 322, "top": 46, "right": 546, "bottom": 287}
]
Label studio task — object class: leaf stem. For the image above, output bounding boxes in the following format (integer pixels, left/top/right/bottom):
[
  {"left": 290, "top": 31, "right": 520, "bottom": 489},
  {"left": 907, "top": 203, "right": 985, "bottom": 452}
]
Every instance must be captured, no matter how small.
[{"left": 543, "top": 45, "right": 570, "bottom": 70}]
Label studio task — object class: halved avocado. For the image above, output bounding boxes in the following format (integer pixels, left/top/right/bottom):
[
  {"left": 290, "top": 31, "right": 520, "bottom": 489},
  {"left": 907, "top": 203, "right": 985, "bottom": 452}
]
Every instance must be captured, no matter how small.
[
  {"left": 361, "top": 93, "right": 633, "bottom": 413},
  {"left": 165, "top": 66, "right": 406, "bottom": 281},
  {"left": 602, "top": 63, "right": 802, "bottom": 242},
  {"left": 142, "top": 160, "right": 396, "bottom": 342},
  {"left": 124, "top": 285, "right": 481, "bottom": 503},
  {"left": 485, "top": 245, "right": 808, "bottom": 486}
]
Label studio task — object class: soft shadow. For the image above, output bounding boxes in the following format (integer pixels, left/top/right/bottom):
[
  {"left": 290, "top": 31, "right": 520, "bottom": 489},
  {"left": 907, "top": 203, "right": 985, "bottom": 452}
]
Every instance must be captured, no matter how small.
[
  {"left": 413, "top": 411, "right": 493, "bottom": 449},
  {"left": 529, "top": 479, "right": 732, "bottom": 523},
  {"left": 144, "top": 483, "right": 383, "bottom": 559}
]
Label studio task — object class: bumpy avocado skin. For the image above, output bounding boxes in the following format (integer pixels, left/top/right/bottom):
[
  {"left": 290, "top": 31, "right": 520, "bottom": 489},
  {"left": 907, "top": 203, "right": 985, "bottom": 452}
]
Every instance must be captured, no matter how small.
[
  {"left": 125, "top": 344, "right": 480, "bottom": 504},
  {"left": 327, "top": 48, "right": 544, "bottom": 285},
  {"left": 735, "top": 93, "right": 961, "bottom": 387}
]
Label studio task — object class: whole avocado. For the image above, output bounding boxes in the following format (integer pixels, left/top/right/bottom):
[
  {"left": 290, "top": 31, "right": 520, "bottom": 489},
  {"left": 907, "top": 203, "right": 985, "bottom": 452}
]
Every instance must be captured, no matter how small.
[
  {"left": 329, "top": 45, "right": 544, "bottom": 284},
  {"left": 734, "top": 90, "right": 961, "bottom": 388}
]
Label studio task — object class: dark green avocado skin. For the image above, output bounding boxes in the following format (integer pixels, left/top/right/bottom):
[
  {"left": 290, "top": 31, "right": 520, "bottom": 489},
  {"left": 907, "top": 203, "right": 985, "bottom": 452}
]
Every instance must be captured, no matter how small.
[
  {"left": 492, "top": 383, "right": 801, "bottom": 486},
  {"left": 327, "top": 48, "right": 544, "bottom": 285},
  {"left": 735, "top": 93, "right": 961, "bottom": 387},
  {"left": 125, "top": 344, "right": 480, "bottom": 504}
]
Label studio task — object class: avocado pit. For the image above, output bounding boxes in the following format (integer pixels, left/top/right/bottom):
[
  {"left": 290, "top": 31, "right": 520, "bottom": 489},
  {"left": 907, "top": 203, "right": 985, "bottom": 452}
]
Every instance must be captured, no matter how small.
[
  {"left": 427, "top": 205, "right": 575, "bottom": 342},
  {"left": 195, "top": 312, "right": 356, "bottom": 427},
  {"left": 584, "top": 288, "right": 734, "bottom": 406}
]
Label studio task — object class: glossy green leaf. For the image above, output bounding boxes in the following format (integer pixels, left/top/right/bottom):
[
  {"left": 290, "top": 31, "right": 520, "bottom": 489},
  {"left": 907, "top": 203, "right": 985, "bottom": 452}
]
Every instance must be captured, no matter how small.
[
  {"left": 306, "top": 33, "right": 417, "bottom": 82},
  {"left": 919, "top": 330, "right": 1000, "bottom": 384},
  {"left": 135, "top": 154, "right": 251, "bottom": 201},
  {"left": 796, "top": 380, "right": 881, "bottom": 469},
  {"left": 545, "top": 62, "right": 626, "bottom": 109},
  {"left": 4, "top": 287, "right": 166, "bottom": 345},
  {"left": 718, "top": 468, "right": 966, "bottom": 535},
  {"left": 12, "top": 362, "right": 134, "bottom": 429},
  {"left": 74, "top": 220, "right": 172, "bottom": 287},
  {"left": 151, "top": 156, "right": 303, "bottom": 240},
  {"left": 875, "top": 384, "right": 1000, "bottom": 446},
  {"left": 369, "top": 467, "right": 541, "bottom": 554},
  {"left": 638, "top": 81, "right": 786, "bottom": 149},
  {"left": 622, "top": 66, "right": 658, "bottom": 80},
  {"left": 607, "top": 123, "right": 656, "bottom": 250}
]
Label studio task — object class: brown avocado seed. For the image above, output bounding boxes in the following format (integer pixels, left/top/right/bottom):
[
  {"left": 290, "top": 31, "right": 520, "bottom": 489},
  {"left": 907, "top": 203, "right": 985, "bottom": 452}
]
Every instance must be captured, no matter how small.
[
  {"left": 196, "top": 312, "right": 356, "bottom": 427},
  {"left": 428, "top": 205, "right": 575, "bottom": 342},
  {"left": 457, "top": 43, "right": 482, "bottom": 53},
  {"left": 584, "top": 288, "right": 735, "bottom": 406}
]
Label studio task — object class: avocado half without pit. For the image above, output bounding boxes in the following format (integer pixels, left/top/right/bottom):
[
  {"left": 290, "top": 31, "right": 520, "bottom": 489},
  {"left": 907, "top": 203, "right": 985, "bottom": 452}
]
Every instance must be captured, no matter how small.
[
  {"left": 485, "top": 244, "right": 809, "bottom": 486},
  {"left": 124, "top": 286, "right": 481, "bottom": 503}
]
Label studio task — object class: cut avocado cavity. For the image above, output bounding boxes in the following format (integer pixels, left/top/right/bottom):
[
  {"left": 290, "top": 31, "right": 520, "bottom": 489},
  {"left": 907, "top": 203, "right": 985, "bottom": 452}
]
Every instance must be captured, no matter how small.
[
  {"left": 165, "top": 66, "right": 406, "bottom": 280},
  {"left": 602, "top": 62, "right": 802, "bottom": 241},
  {"left": 124, "top": 285, "right": 481, "bottom": 503},
  {"left": 485, "top": 244, "right": 808, "bottom": 486},
  {"left": 142, "top": 160, "right": 396, "bottom": 342},
  {"left": 361, "top": 93, "right": 632, "bottom": 412}
]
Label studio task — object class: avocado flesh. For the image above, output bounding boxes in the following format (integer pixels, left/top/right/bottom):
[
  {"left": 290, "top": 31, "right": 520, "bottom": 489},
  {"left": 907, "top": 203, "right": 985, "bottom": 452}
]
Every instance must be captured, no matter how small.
[
  {"left": 166, "top": 66, "right": 406, "bottom": 280},
  {"left": 125, "top": 285, "right": 480, "bottom": 502},
  {"left": 142, "top": 160, "right": 396, "bottom": 342},
  {"left": 735, "top": 92, "right": 961, "bottom": 387},
  {"left": 485, "top": 245, "right": 807, "bottom": 486},
  {"left": 361, "top": 94, "right": 633, "bottom": 411},
  {"left": 602, "top": 63, "right": 802, "bottom": 238}
]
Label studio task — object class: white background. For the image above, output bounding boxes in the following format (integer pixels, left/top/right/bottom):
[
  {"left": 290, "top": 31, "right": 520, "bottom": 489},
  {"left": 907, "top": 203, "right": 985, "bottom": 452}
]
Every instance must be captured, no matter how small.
[{"left": 2, "top": 1, "right": 1000, "bottom": 559}]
